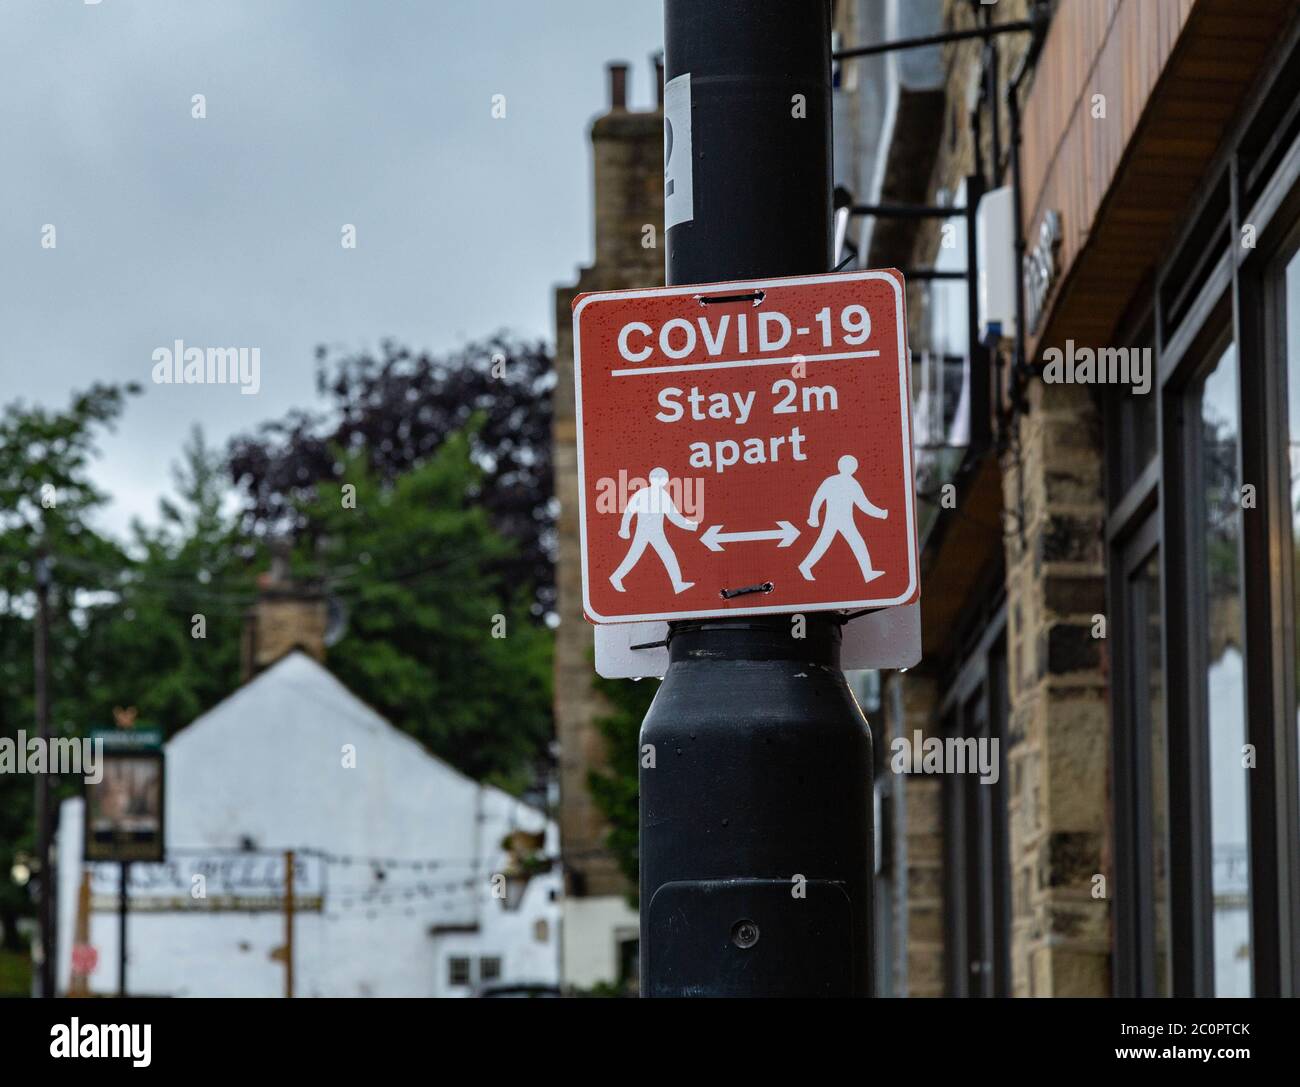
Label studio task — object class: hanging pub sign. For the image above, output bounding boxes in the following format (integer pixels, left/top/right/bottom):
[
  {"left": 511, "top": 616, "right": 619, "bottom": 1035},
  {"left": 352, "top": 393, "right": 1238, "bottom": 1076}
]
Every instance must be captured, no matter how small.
[{"left": 83, "top": 725, "right": 165, "bottom": 863}]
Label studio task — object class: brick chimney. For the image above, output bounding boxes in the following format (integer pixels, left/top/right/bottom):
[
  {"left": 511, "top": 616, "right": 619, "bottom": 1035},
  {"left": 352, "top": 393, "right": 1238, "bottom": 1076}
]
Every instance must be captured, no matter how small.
[
  {"left": 607, "top": 61, "right": 629, "bottom": 111},
  {"left": 240, "top": 541, "right": 328, "bottom": 681},
  {"left": 589, "top": 61, "right": 664, "bottom": 275}
]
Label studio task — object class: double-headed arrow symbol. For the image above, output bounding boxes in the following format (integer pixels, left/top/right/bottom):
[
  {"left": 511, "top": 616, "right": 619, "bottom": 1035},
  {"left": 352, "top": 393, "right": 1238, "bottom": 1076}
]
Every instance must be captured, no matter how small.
[{"left": 700, "top": 520, "right": 800, "bottom": 552}]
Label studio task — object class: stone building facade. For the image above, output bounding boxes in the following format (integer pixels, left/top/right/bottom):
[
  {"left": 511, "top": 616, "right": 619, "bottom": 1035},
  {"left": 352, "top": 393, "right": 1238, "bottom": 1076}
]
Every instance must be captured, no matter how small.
[
  {"left": 843, "top": 0, "right": 1300, "bottom": 997},
  {"left": 551, "top": 60, "right": 663, "bottom": 990}
]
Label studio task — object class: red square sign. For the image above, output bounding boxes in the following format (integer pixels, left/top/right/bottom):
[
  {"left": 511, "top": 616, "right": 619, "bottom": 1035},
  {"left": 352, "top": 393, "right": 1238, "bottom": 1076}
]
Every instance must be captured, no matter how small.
[{"left": 572, "top": 269, "right": 918, "bottom": 623}]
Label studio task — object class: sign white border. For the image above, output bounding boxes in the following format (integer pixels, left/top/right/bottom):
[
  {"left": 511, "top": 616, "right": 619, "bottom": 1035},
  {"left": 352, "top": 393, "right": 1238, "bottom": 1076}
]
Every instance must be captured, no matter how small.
[{"left": 572, "top": 271, "right": 916, "bottom": 624}]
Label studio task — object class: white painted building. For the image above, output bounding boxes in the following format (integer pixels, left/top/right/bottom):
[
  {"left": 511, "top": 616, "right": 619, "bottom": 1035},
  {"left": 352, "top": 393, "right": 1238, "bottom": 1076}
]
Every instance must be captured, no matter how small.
[
  {"left": 561, "top": 896, "right": 639, "bottom": 991},
  {"left": 55, "top": 651, "right": 561, "bottom": 997}
]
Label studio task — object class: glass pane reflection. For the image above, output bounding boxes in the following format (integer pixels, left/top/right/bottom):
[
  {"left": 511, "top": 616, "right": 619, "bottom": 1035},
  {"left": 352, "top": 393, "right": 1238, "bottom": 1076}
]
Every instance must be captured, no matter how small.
[
  {"left": 1133, "top": 552, "right": 1170, "bottom": 994},
  {"left": 1285, "top": 253, "right": 1300, "bottom": 946},
  {"left": 1199, "top": 345, "right": 1251, "bottom": 996}
]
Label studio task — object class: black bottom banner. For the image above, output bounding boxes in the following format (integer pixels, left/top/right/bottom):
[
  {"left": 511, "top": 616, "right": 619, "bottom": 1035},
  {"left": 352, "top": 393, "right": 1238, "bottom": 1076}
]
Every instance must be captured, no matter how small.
[{"left": 0, "top": 994, "right": 1286, "bottom": 1073}]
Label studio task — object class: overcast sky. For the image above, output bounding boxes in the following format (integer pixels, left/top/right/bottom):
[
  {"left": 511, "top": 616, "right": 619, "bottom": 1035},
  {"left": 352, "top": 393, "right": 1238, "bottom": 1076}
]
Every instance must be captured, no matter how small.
[{"left": 0, "top": 0, "right": 663, "bottom": 537}]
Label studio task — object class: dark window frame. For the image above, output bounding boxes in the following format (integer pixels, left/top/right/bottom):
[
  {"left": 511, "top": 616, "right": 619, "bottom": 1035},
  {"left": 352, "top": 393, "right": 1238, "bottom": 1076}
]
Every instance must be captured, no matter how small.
[
  {"left": 1242, "top": 195, "right": 1300, "bottom": 997},
  {"left": 1164, "top": 319, "right": 1245, "bottom": 997},
  {"left": 448, "top": 956, "right": 472, "bottom": 987},
  {"left": 1108, "top": 512, "right": 1162, "bottom": 996},
  {"left": 939, "top": 600, "right": 1010, "bottom": 998},
  {"left": 1103, "top": 18, "right": 1300, "bottom": 990}
]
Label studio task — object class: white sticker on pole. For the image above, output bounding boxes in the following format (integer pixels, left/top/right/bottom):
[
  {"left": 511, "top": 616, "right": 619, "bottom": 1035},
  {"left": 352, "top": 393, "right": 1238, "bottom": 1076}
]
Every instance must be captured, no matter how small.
[{"left": 663, "top": 73, "right": 693, "bottom": 230}]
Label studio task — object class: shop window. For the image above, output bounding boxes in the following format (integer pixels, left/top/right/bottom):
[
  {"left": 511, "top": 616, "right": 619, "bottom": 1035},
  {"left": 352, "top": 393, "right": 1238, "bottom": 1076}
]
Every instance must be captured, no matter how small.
[
  {"left": 1114, "top": 328, "right": 1255, "bottom": 995},
  {"left": 1195, "top": 344, "right": 1253, "bottom": 995},
  {"left": 1118, "top": 385, "right": 1158, "bottom": 494},
  {"left": 1112, "top": 522, "right": 1169, "bottom": 995},
  {"left": 940, "top": 620, "right": 1010, "bottom": 997},
  {"left": 1139, "top": 551, "right": 1172, "bottom": 995},
  {"left": 1107, "top": 26, "right": 1300, "bottom": 997},
  {"left": 1108, "top": 323, "right": 1158, "bottom": 502},
  {"left": 1283, "top": 247, "right": 1300, "bottom": 839}
]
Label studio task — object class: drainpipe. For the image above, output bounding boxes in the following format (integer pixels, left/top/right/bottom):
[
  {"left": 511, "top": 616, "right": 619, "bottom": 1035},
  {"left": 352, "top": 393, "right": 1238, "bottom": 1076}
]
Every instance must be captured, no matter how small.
[
  {"left": 984, "top": 3, "right": 1001, "bottom": 179},
  {"left": 1006, "top": 5, "right": 1050, "bottom": 413}
]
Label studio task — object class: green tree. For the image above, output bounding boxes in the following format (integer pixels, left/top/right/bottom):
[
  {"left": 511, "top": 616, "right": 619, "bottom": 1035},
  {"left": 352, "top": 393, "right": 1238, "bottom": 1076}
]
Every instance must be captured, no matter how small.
[
  {"left": 78, "top": 425, "right": 258, "bottom": 736},
  {"left": 0, "top": 384, "right": 137, "bottom": 955},
  {"left": 228, "top": 336, "right": 556, "bottom": 615},
  {"left": 588, "top": 675, "right": 657, "bottom": 905},
  {"left": 294, "top": 430, "right": 552, "bottom": 790}
]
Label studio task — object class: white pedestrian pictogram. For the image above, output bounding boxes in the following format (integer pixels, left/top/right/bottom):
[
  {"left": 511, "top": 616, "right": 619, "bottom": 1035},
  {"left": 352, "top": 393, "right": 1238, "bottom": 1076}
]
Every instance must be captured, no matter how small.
[
  {"left": 799, "top": 455, "right": 888, "bottom": 583},
  {"left": 610, "top": 467, "right": 698, "bottom": 593}
]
